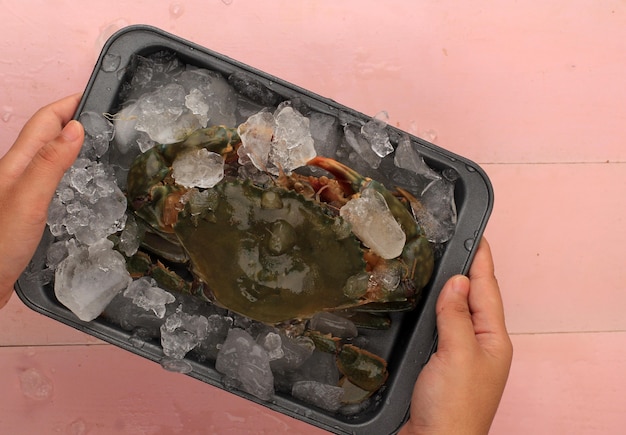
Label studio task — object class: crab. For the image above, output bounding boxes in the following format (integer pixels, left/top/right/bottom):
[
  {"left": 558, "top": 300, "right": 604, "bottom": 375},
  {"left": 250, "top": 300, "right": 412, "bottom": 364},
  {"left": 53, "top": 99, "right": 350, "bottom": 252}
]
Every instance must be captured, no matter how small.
[{"left": 124, "top": 124, "right": 435, "bottom": 398}]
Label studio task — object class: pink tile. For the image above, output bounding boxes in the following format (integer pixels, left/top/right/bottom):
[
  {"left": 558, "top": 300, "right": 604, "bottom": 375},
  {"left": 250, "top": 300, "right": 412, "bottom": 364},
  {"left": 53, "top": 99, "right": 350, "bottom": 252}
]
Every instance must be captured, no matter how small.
[
  {"left": 0, "top": 293, "right": 101, "bottom": 346},
  {"left": 3, "top": 332, "right": 624, "bottom": 435},
  {"left": 1, "top": 3, "right": 625, "bottom": 434},
  {"left": 483, "top": 162, "right": 626, "bottom": 333},
  {"left": 0, "top": 344, "right": 327, "bottom": 434},
  {"left": 492, "top": 332, "right": 626, "bottom": 435},
  {"left": 2, "top": 2, "right": 626, "bottom": 164}
]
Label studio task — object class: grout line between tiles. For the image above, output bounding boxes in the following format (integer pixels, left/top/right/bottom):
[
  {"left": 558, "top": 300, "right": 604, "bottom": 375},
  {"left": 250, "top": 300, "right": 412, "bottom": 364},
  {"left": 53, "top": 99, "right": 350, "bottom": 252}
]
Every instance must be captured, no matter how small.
[
  {"left": 0, "top": 342, "right": 109, "bottom": 348},
  {"left": 479, "top": 161, "right": 626, "bottom": 165},
  {"left": 509, "top": 330, "right": 626, "bottom": 336},
  {"left": 3, "top": 329, "right": 626, "bottom": 349}
]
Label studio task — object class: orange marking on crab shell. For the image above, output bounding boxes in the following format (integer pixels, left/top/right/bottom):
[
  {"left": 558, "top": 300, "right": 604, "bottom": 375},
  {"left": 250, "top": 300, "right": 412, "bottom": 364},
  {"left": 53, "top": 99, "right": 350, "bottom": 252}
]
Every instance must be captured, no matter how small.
[
  {"left": 363, "top": 250, "right": 383, "bottom": 272},
  {"left": 161, "top": 191, "right": 186, "bottom": 230}
]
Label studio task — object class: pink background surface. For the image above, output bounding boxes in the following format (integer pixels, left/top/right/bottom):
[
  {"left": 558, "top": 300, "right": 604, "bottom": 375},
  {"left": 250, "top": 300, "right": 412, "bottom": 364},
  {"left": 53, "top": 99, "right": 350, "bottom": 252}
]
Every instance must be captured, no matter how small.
[{"left": 1, "top": 1, "right": 626, "bottom": 433}]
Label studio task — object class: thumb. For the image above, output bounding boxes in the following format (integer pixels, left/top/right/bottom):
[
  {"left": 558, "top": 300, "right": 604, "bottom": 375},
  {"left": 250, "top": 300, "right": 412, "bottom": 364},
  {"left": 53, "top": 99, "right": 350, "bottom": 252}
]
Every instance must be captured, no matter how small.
[
  {"left": 14, "top": 120, "right": 83, "bottom": 226},
  {"left": 434, "top": 275, "right": 476, "bottom": 353}
]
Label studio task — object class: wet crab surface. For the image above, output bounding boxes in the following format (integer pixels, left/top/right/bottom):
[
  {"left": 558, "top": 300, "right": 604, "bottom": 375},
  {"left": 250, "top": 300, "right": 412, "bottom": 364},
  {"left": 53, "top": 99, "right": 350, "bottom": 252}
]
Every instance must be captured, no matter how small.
[
  {"left": 123, "top": 124, "right": 435, "bottom": 401},
  {"left": 127, "top": 126, "right": 434, "bottom": 323}
]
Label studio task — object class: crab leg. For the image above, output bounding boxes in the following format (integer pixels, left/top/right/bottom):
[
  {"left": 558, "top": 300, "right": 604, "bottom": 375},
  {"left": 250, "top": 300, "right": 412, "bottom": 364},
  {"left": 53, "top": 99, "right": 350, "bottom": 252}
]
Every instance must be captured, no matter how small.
[{"left": 307, "top": 331, "right": 388, "bottom": 393}]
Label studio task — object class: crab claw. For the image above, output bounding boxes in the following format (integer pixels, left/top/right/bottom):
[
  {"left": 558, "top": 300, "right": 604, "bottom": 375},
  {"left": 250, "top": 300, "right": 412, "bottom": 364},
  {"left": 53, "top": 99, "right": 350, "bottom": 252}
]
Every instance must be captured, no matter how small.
[
  {"left": 307, "top": 331, "right": 389, "bottom": 393},
  {"left": 307, "top": 156, "right": 366, "bottom": 194},
  {"left": 337, "top": 344, "right": 388, "bottom": 392}
]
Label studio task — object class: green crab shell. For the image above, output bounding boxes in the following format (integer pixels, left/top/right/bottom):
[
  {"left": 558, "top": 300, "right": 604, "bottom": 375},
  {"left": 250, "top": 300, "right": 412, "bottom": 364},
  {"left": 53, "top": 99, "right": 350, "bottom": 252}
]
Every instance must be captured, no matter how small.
[{"left": 173, "top": 180, "right": 366, "bottom": 324}]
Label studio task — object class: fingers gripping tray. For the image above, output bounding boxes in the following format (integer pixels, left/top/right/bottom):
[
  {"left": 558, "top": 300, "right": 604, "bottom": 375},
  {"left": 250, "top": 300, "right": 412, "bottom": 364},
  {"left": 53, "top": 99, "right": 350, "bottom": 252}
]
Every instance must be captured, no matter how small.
[{"left": 15, "top": 25, "right": 493, "bottom": 435}]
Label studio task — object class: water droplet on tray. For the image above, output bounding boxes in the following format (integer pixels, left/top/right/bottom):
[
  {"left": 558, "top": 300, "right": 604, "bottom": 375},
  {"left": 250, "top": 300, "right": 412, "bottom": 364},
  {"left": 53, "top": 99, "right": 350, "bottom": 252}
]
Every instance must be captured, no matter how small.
[
  {"left": 161, "top": 357, "right": 193, "bottom": 374},
  {"left": 116, "top": 67, "right": 127, "bottom": 81},
  {"left": 100, "top": 53, "right": 121, "bottom": 72},
  {"left": 464, "top": 238, "right": 475, "bottom": 251},
  {"left": 465, "top": 164, "right": 476, "bottom": 172},
  {"left": 128, "top": 335, "right": 145, "bottom": 349}
]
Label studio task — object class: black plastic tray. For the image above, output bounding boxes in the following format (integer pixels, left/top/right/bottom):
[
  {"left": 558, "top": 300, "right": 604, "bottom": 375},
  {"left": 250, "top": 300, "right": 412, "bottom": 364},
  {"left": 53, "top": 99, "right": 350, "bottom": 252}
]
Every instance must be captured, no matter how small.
[{"left": 15, "top": 25, "right": 493, "bottom": 435}]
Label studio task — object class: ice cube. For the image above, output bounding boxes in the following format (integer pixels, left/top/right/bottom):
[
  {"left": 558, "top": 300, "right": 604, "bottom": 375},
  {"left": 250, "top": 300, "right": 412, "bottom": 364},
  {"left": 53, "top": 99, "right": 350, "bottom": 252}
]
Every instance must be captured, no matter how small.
[
  {"left": 340, "top": 187, "right": 406, "bottom": 259},
  {"left": 73, "top": 187, "right": 127, "bottom": 246},
  {"left": 178, "top": 68, "right": 238, "bottom": 127},
  {"left": 273, "top": 349, "right": 340, "bottom": 393},
  {"left": 191, "top": 314, "right": 233, "bottom": 362},
  {"left": 119, "top": 51, "right": 185, "bottom": 101},
  {"left": 361, "top": 111, "right": 393, "bottom": 158},
  {"left": 79, "top": 112, "right": 115, "bottom": 143},
  {"left": 124, "top": 277, "right": 176, "bottom": 319},
  {"left": 135, "top": 83, "right": 202, "bottom": 144},
  {"left": 415, "top": 169, "right": 458, "bottom": 243},
  {"left": 394, "top": 134, "right": 441, "bottom": 181},
  {"left": 171, "top": 148, "right": 224, "bottom": 188},
  {"left": 113, "top": 103, "right": 141, "bottom": 154},
  {"left": 103, "top": 292, "right": 167, "bottom": 337},
  {"left": 118, "top": 214, "right": 142, "bottom": 257},
  {"left": 54, "top": 238, "right": 132, "bottom": 322},
  {"left": 160, "top": 310, "right": 209, "bottom": 359},
  {"left": 258, "top": 331, "right": 284, "bottom": 361},
  {"left": 309, "top": 112, "right": 342, "bottom": 158},
  {"left": 215, "top": 328, "right": 274, "bottom": 401},
  {"left": 343, "top": 124, "right": 382, "bottom": 169},
  {"left": 78, "top": 111, "right": 115, "bottom": 160},
  {"left": 292, "top": 381, "right": 344, "bottom": 412},
  {"left": 49, "top": 159, "right": 127, "bottom": 245},
  {"left": 238, "top": 106, "right": 317, "bottom": 176},
  {"left": 270, "top": 335, "right": 315, "bottom": 373},
  {"left": 184, "top": 88, "right": 210, "bottom": 127},
  {"left": 46, "top": 240, "right": 68, "bottom": 269},
  {"left": 237, "top": 110, "right": 275, "bottom": 171},
  {"left": 268, "top": 105, "right": 316, "bottom": 174}
]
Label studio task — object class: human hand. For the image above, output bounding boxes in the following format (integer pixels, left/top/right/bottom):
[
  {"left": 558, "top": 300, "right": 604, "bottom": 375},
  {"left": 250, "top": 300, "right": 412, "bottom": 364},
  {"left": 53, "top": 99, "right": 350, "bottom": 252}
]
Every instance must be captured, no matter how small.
[
  {"left": 0, "top": 95, "right": 84, "bottom": 308},
  {"left": 399, "top": 237, "right": 513, "bottom": 435}
]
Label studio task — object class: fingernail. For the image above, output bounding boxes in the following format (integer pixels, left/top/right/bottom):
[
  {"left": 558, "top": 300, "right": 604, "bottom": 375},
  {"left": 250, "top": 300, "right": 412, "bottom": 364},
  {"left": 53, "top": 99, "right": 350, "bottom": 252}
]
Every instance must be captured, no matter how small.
[
  {"left": 449, "top": 275, "right": 468, "bottom": 293},
  {"left": 61, "top": 120, "right": 82, "bottom": 142}
]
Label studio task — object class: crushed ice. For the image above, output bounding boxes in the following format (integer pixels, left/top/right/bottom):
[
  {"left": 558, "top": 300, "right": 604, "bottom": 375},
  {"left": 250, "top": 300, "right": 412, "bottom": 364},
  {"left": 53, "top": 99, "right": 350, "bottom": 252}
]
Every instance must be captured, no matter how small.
[{"left": 237, "top": 104, "right": 317, "bottom": 175}]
